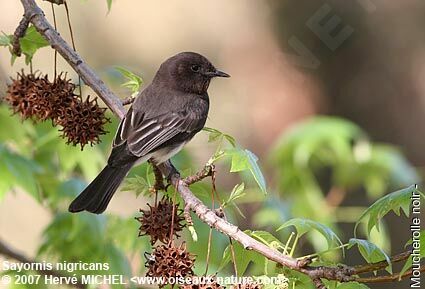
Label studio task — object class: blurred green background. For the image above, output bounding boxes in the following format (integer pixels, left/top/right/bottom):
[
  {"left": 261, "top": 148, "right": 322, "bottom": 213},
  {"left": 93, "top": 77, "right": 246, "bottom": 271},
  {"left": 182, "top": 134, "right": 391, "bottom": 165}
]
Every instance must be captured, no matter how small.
[{"left": 0, "top": 1, "right": 424, "bottom": 289}]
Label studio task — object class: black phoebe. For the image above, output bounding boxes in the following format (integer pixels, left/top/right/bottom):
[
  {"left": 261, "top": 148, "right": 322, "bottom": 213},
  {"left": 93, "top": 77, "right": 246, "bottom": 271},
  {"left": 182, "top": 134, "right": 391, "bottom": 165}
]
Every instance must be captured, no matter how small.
[{"left": 68, "top": 52, "right": 229, "bottom": 214}]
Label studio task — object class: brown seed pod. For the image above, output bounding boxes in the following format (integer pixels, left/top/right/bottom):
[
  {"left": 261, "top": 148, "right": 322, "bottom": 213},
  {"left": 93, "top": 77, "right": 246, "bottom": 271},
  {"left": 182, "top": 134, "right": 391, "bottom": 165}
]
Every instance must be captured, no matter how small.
[
  {"left": 136, "top": 196, "right": 185, "bottom": 245},
  {"left": 27, "top": 73, "right": 76, "bottom": 121},
  {"left": 4, "top": 70, "right": 108, "bottom": 150},
  {"left": 56, "top": 95, "right": 110, "bottom": 150},
  {"left": 4, "top": 71, "right": 42, "bottom": 120},
  {"left": 146, "top": 242, "right": 195, "bottom": 287},
  {"left": 27, "top": 74, "right": 55, "bottom": 121},
  {"left": 47, "top": 72, "right": 77, "bottom": 121},
  {"left": 4, "top": 71, "right": 77, "bottom": 122}
]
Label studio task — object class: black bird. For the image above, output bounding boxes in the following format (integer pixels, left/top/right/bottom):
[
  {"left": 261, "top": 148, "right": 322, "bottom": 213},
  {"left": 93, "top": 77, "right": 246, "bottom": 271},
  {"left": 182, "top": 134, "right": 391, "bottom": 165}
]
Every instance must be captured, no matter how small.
[{"left": 69, "top": 52, "right": 230, "bottom": 214}]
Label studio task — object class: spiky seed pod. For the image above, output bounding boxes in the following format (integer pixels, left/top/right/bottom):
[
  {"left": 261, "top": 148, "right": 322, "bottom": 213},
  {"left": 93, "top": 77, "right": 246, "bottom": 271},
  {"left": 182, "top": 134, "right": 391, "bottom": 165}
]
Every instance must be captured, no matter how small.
[
  {"left": 146, "top": 243, "right": 195, "bottom": 287},
  {"left": 4, "top": 71, "right": 42, "bottom": 119},
  {"left": 4, "top": 71, "right": 108, "bottom": 150},
  {"left": 26, "top": 74, "right": 73, "bottom": 121},
  {"left": 27, "top": 74, "right": 54, "bottom": 121},
  {"left": 56, "top": 95, "right": 109, "bottom": 150},
  {"left": 230, "top": 283, "right": 262, "bottom": 289},
  {"left": 4, "top": 71, "right": 77, "bottom": 122},
  {"left": 46, "top": 73, "right": 77, "bottom": 121},
  {"left": 136, "top": 196, "right": 185, "bottom": 245}
]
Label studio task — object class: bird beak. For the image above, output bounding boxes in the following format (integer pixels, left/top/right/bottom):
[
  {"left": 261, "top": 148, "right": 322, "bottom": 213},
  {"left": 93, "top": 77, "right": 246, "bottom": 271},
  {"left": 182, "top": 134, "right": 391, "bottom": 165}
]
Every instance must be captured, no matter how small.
[
  {"left": 213, "top": 69, "right": 230, "bottom": 78},
  {"left": 205, "top": 70, "right": 230, "bottom": 78}
]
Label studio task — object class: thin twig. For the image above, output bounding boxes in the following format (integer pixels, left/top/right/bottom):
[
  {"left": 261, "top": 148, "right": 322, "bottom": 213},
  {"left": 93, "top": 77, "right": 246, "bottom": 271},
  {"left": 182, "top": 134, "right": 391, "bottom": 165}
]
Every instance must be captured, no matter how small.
[
  {"left": 204, "top": 180, "right": 215, "bottom": 275},
  {"left": 210, "top": 167, "right": 238, "bottom": 276},
  {"left": 122, "top": 96, "right": 135, "bottom": 106},
  {"left": 12, "top": 17, "right": 30, "bottom": 56},
  {"left": 183, "top": 165, "right": 213, "bottom": 185},
  {"left": 356, "top": 266, "right": 425, "bottom": 283},
  {"left": 64, "top": 1, "right": 82, "bottom": 96},
  {"left": 150, "top": 161, "right": 166, "bottom": 192},
  {"left": 229, "top": 238, "right": 239, "bottom": 277},
  {"left": 353, "top": 251, "right": 411, "bottom": 274},
  {"left": 50, "top": 3, "right": 57, "bottom": 79},
  {"left": 312, "top": 278, "right": 326, "bottom": 289},
  {"left": 168, "top": 183, "right": 178, "bottom": 246},
  {"left": 204, "top": 228, "right": 213, "bottom": 275}
]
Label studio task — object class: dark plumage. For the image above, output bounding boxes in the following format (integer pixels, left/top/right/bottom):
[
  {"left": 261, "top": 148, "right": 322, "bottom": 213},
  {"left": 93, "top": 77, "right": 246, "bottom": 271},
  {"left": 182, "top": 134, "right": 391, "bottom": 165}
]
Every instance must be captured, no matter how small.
[{"left": 69, "top": 52, "right": 229, "bottom": 214}]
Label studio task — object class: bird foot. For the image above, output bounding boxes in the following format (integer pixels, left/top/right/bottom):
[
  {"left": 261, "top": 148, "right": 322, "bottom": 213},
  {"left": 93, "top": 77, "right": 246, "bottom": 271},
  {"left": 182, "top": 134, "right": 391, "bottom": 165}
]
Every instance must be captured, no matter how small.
[{"left": 149, "top": 159, "right": 180, "bottom": 192}]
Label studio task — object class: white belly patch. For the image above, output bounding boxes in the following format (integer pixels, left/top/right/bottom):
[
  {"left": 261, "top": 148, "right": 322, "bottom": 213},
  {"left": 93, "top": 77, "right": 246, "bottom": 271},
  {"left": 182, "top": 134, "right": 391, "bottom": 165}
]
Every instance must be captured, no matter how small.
[{"left": 151, "top": 142, "right": 186, "bottom": 164}]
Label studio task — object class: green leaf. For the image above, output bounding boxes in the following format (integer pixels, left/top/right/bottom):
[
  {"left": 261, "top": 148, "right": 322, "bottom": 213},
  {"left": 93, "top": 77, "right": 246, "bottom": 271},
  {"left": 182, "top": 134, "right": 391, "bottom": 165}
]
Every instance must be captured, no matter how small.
[
  {"left": 56, "top": 143, "right": 105, "bottom": 180},
  {"left": 283, "top": 269, "right": 316, "bottom": 289},
  {"left": 245, "top": 150, "right": 267, "bottom": 193},
  {"left": 38, "top": 213, "right": 107, "bottom": 266},
  {"left": 106, "top": 243, "right": 132, "bottom": 284},
  {"left": 0, "top": 107, "right": 35, "bottom": 143},
  {"left": 399, "top": 229, "right": 425, "bottom": 278},
  {"left": 272, "top": 116, "right": 362, "bottom": 167},
  {"left": 57, "top": 178, "right": 85, "bottom": 198},
  {"left": 250, "top": 231, "right": 284, "bottom": 250},
  {"left": 122, "top": 175, "right": 150, "bottom": 197},
  {"left": 219, "top": 231, "right": 267, "bottom": 275},
  {"left": 0, "top": 166, "right": 13, "bottom": 201},
  {"left": 203, "top": 127, "right": 236, "bottom": 147},
  {"left": 188, "top": 225, "right": 198, "bottom": 242},
  {"left": 0, "top": 32, "right": 12, "bottom": 47},
  {"left": 19, "top": 26, "right": 49, "bottom": 64},
  {"left": 204, "top": 127, "right": 223, "bottom": 143},
  {"left": 336, "top": 282, "right": 370, "bottom": 289},
  {"left": 203, "top": 127, "right": 266, "bottom": 193},
  {"left": 229, "top": 149, "right": 250, "bottom": 172},
  {"left": 115, "top": 66, "right": 143, "bottom": 96},
  {"left": 277, "top": 218, "right": 342, "bottom": 249},
  {"left": 355, "top": 185, "right": 419, "bottom": 236},
  {"left": 106, "top": 215, "right": 146, "bottom": 253},
  {"left": 229, "top": 149, "right": 267, "bottom": 194},
  {"left": 0, "top": 144, "right": 41, "bottom": 200},
  {"left": 222, "top": 183, "right": 246, "bottom": 217},
  {"left": 225, "top": 183, "right": 245, "bottom": 204},
  {"left": 348, "top": 238, "right": 392, "bottom": 273},
  {"left": 106, "top": 0, "right": 113, "bottom": 11}
]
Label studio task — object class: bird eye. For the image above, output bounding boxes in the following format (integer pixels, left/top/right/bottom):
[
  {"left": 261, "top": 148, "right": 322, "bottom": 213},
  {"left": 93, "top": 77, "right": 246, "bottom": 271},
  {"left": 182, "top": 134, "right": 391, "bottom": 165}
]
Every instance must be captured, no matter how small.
[{"left": 191, "top": 65, "right": 200, "bottom": 72}]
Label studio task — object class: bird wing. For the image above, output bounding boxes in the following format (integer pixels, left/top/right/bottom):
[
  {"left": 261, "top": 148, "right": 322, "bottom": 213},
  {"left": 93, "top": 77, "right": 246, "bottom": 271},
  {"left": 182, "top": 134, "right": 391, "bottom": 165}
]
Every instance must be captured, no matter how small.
[{"left": 113, "top": 106, "right": 203, "bottom": 157}]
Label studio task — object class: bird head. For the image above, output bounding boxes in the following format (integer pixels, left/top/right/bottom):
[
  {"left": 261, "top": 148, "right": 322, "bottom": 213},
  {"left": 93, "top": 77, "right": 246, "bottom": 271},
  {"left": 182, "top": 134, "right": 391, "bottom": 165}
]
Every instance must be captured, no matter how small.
[{"left": 154, "top": 52, "right": 230, "bottom": 94}]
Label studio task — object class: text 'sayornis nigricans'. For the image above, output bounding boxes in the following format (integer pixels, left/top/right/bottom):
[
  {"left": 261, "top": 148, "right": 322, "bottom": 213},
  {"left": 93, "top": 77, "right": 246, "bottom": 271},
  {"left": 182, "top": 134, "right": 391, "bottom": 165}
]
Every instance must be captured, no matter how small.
[{"left": 69, "top": 52, "right": 229, "bottom": 214}]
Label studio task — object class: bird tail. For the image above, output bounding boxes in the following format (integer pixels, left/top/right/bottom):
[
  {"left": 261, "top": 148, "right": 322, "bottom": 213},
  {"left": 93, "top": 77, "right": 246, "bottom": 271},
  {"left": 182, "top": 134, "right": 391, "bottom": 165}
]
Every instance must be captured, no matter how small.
[{"left": 68, "top": 163, "right": 133, "bottom": 214}]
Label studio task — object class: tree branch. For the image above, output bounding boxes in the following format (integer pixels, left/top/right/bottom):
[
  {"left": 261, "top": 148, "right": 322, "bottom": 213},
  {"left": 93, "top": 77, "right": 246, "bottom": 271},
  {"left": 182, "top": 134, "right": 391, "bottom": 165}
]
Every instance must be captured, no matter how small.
[
  {"left": 353, "top": 251, "right": 410, "bottom": 274},
  {"left": 0, "top": 239, "right": 87, "bottom": 289},
  {"left": 157, "top": 162, "right": 356, "bottom": 286},
  {"left": 12, "top": 16, "right": 30, "bottom": 56},
  {"left": 15, "top": 1, "right": 419, "bottom": 288},
  {"left": 122, "top": 96, "right": 135, "bottom": 106},
  {"left": 356, "top": 266, "right": 425, "bottom": 283},
  {"left": 19, "top": 0, "right": 126, "bottom": 119},
  {"left": 183, "top": 164, "right": 214, "bottom": 185},
  {"left": 312, "top": 278, "right": 326, "bottom": 289}
]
